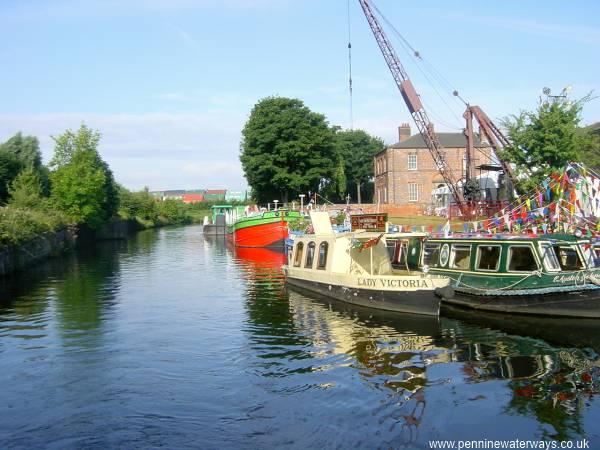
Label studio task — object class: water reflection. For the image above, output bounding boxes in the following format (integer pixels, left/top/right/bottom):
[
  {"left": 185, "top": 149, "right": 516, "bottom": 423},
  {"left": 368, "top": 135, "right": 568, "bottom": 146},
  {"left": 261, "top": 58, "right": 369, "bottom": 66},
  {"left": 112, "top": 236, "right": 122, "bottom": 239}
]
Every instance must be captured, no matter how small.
[
  {"left": 234, "top": 245, "right": 599, "bottom": 444},
  {"left": 0, "top": 228, "right": 598, "bottom": 448}
]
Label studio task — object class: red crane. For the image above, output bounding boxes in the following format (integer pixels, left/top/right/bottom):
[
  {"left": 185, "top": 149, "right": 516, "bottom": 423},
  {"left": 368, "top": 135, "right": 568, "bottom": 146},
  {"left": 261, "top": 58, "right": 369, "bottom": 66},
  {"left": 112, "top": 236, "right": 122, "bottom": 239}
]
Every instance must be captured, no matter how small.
[{"left": 358, "top": 0, "right": 518, "bottom": 218}]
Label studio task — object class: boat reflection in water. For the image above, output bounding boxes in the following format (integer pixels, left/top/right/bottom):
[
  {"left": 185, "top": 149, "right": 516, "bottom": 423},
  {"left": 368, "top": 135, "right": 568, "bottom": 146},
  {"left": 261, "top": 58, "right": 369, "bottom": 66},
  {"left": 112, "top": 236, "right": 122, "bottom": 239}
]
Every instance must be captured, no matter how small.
[
  {"left": 226, "top": 244, "right": 599, "bottom": 445},
  {"left": 284, "top": 285, "right": 600, "bottom": 444}
]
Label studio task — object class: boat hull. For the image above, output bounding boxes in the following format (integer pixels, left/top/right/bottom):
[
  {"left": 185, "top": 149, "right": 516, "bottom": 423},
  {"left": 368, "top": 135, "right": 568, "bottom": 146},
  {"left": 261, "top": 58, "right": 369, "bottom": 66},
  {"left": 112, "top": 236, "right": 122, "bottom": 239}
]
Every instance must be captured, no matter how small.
[
  {"left": 226, "top": 219, "right": 287, "bottom": 248},
  {"left": 443, "top": 286, "right": 600, "bottom": 318},
  {"left": 285, "top": 274, "right": 443, "bottom": 316}
]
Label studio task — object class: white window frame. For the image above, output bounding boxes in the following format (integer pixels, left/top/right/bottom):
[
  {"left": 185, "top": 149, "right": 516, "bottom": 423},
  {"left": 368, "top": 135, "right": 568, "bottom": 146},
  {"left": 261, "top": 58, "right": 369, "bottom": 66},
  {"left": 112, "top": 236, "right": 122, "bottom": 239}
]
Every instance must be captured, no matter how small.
[
  {"left": 408, "top": 154, "right": 418, "bottom": 171},
  {"left": 507, "top": 245, "right": 539, "bottom": 273},
  {"left": 539, "top": 242, "right": 561, "bottom": 272},
  {"left": 475, "top": 245, "right": 501, "bottom": 272},
  {"left": 408, "top": 183, "right": 418, "bottom": 202},
  {"left": 449, "top": 244, "right": 471, "bottom": 270}
]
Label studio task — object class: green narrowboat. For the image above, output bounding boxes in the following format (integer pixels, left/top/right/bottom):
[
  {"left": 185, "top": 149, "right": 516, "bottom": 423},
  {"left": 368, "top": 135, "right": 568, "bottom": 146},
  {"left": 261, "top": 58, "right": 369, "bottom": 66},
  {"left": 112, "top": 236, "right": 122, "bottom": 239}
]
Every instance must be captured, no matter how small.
[{"left": 393, "top": 233, "right": 600, "bottom": 318}]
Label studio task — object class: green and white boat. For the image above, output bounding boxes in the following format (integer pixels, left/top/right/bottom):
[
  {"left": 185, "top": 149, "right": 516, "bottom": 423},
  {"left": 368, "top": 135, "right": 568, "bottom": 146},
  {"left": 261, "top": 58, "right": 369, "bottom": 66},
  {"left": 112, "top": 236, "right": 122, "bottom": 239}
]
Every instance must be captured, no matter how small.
[{"left": 389, "top": 233, "right": 600, "bottom": 318}]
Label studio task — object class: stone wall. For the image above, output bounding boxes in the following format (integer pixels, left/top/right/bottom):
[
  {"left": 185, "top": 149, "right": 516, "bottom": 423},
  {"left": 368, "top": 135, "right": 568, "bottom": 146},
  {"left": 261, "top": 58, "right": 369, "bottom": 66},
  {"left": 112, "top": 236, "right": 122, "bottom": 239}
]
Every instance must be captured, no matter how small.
[{"left": 0, "top": 228, "right": 77, "bottom": 277}]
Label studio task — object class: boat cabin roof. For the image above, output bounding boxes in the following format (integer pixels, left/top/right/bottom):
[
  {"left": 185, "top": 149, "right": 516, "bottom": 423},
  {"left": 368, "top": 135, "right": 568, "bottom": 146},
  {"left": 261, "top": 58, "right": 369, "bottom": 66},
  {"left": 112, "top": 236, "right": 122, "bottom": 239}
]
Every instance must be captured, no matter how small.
[{"left": 425, "top": 232, "right": 583, "bottom": 243}]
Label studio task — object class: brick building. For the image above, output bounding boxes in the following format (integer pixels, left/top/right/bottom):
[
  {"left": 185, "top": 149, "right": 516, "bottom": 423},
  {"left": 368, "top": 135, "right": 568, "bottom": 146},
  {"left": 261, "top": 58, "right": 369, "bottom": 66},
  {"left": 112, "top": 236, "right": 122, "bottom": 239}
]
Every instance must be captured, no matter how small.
[{"left": 373, "top": 123, "right": 494, "bottom": 208}]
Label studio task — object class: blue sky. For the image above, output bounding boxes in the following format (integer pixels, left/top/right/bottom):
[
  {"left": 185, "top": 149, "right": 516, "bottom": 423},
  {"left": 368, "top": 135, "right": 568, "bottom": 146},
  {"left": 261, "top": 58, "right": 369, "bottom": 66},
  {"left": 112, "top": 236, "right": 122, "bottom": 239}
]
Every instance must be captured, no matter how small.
[{"left": 1, "top": 0, "right": 599, "bottom": 191}]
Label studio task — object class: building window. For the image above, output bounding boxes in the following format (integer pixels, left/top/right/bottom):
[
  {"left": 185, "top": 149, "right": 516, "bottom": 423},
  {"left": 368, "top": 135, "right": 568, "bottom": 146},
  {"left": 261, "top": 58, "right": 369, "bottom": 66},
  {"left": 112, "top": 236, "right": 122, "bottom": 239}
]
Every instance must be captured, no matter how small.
[
  {"left": 384, "top": 187, "right": 387, "bottom": 203},
  {"left": 408, "top": 183, "right": 418, "bottom": 202},
  {"left": 408, "top": 154, "right": 417, "bottom": 170}
]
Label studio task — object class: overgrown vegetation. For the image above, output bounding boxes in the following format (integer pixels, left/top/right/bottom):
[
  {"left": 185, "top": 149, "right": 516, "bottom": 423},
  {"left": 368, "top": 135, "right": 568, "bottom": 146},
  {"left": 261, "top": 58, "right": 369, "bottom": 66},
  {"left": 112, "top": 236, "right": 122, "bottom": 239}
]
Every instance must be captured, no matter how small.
[
  {"left": 501, "top": 92, "right": 598, "bottom": 191},
  {"left": 0, "top": 124, "right": 211, "bottom": 246}
]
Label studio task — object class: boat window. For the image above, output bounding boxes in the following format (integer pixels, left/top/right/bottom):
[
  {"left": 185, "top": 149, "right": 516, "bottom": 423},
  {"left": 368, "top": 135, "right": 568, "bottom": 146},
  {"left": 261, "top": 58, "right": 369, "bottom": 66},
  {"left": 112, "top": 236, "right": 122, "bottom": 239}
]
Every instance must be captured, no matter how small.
[
  {"left": 293, "top": 242, "right": 304, "bottom": 267},
  {"left": 540, "top": 244, "right": 560, "bottom": 271},
  {"left": 305, "top": 242, "right": 316, "bottom": 268},
  {"left": 507, "top": 246, "right": 538, "bottom": 272},
  {"left": 580, "top": 244, "right": 595, "bottom": 268},
  {"left": 422, "top": 243, "right": 441, "bottom": 268},
  {"left": 476, "top": 245, "right": 501, "bottom": 271},
  {"left": 450, "top": 244, "right": 471, "bottom": 270},
  {"left": 317, "top": 242, "right": 328, "bottom": 270},
  {"left": 553, "top": 245, "right": 584, "bottom": 271}
]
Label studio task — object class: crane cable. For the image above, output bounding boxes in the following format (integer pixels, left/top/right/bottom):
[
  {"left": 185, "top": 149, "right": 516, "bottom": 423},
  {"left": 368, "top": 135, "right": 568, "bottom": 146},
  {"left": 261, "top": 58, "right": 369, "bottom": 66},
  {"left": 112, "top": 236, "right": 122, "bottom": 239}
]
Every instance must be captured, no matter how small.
[
  {"left": 347, "top": 0, "right": 354, "bottom": 130},
  {"left": 369, "top": 0, "right": 466, "bottom": 129}
]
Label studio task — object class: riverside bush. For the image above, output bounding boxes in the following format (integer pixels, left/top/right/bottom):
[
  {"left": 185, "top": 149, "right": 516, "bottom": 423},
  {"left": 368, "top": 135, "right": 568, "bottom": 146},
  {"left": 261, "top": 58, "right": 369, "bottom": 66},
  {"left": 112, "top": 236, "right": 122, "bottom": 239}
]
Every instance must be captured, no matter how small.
[{"left": 0, "top": 207, "right": 67, "bottom": 245}]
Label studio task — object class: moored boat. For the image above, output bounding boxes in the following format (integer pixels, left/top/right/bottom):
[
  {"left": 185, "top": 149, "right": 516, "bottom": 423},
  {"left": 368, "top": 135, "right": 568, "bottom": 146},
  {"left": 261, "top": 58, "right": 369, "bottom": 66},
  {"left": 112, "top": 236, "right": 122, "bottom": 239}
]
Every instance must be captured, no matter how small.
[
  {"left": 396, "top": 233, "right": 600, "bottom": 318},
  {"left": 226, "top": 209, "right": 302, "bottom": 248},
  {"left": 283, "top": 212, "right": 452, "bottom": 316},
  {"left": 203, "top": 205, "right": 234, "bottom": 236}
]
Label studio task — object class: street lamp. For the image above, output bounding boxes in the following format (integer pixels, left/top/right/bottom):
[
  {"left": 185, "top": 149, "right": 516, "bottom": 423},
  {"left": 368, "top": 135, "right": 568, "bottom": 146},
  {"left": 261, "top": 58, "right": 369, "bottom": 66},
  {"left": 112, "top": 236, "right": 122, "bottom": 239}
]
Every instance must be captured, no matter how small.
[{"left": 299, "top": 194, "right": 305, "bottom": 213}]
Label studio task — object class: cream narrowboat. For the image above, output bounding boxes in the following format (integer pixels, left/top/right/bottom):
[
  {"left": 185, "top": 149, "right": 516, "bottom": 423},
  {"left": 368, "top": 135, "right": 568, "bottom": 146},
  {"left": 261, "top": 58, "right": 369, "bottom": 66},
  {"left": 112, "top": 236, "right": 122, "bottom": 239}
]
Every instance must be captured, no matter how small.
[{"left": 283, "top": 212, "right": 453, "bottom": 316}]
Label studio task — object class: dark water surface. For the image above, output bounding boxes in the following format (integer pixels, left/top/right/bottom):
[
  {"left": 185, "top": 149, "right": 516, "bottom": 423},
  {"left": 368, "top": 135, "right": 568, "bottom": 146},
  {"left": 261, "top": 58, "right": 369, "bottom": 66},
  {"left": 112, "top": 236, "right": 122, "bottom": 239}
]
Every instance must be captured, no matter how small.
[{"left": 1, "top": 225, "right": 599, "bottom": 449}]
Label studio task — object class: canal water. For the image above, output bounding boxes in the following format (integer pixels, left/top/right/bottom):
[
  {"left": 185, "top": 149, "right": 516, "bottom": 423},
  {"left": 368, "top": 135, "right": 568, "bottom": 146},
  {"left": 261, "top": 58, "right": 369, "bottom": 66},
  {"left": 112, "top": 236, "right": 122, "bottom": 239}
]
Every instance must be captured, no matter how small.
[{"left": 1, "top": 225, "right": 599, "bottom": 449}]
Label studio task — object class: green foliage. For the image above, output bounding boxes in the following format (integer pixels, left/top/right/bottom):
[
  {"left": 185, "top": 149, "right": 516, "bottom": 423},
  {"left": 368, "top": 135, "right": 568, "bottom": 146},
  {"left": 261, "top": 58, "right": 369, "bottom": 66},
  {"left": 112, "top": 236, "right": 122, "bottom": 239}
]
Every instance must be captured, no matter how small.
[
  {"left": 118, "top": 186, "right": 159, "bottom": 222},
  {"left": 240, "top": 97, "right": 340, "bottom": 204},
  {"left": 157, "top": 199, "right": 191, "bottom": 224},
  {"left": 0, "top": 149, "right": 23, "bottom": 203},
  {"left": 334, "top": 129, "right": 385, "bottom": 203},
  {"left": 49, "top": 124, "right": 119, "bottom": 229},
  {"left": 50, "top": 124, "right": 101, "bottom": 168},
  {"left": 0, "top": 132, "right": 42, "bottom": 168},
  {"left": 579, "top": 122, "right": 600, "bottom": 172},
  {"left": 8, "top": 167, "right": 44, "bottom": 209},
  {"left": 0, "top": 206, "right": 67, "bottom": 245},
  {"left": 0, "top": 132, "right": 49, "bottom": 201},
  {"left": 287, "top": 216, "right": 311, "bottom": 232},
  {"left": 501, "top": 93, "right": 596, "bottom": 191}
]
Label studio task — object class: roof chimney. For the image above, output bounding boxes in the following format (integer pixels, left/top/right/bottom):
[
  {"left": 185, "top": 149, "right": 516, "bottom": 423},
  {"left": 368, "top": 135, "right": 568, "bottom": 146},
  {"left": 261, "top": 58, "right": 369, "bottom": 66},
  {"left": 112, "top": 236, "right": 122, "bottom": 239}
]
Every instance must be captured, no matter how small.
[{"left": 398, "top": 123, "right": 411, "bottom": 142}]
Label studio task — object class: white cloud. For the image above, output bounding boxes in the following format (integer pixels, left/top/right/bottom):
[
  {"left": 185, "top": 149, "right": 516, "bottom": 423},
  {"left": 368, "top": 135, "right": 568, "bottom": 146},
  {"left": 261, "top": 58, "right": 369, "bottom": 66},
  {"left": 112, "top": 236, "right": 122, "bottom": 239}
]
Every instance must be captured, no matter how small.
[{"left": 0, "top": 113, "right": 247, "bottom": 191}]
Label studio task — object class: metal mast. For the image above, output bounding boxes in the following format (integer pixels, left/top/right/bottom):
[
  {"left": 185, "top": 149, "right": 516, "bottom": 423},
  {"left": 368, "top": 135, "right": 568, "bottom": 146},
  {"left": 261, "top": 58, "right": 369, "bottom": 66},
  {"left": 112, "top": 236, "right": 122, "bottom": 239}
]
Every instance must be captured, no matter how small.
[{"left": 358, "top": 0, "right": 470, "bottom": 217}]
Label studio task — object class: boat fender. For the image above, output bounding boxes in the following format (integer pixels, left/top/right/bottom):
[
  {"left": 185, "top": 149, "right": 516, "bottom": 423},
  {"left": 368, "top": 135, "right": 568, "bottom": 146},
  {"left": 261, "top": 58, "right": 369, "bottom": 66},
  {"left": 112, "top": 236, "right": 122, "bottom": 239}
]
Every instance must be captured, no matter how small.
[{"left": 434, "top": 285, "right": 454, "bottom": 300}]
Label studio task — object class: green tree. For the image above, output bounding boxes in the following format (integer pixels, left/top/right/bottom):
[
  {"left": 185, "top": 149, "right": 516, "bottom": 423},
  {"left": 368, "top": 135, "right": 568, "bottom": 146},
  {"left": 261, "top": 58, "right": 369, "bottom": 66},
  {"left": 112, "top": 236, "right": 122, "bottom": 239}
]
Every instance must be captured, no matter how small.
[
  {"left": 49, "top": 124, "right": 119, "bottom": 228},
  {"left": 334, "top": 129, "right": 386, "bottom": 203},
  {"left": 119, "top": 186, "right": 159, "bottom": 223},
  {"left": 501, "top": 93, "right": 596, "bottom": 191},
  {"left": 0, "top": 149, "right": 23, "bottom": 203},
  {"left": 240, "top": 97, "right": 340, "bottom": 204},
  {"left": 579, "top": 122, "right": 600, "bottom": 171},
  {"left": 8, "top": 167, "right": 43, "bottom": 209},
  {"left": 0, "top": 132, "right": 42, "bottom": 168}
]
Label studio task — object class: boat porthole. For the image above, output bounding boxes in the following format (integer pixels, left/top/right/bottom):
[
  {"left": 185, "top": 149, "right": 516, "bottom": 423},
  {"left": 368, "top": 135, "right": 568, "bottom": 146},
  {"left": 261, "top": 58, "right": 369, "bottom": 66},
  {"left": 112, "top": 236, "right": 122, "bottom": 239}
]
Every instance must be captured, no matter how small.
[{"left": 440, "top": 243, "right": 450, "bottom": 267}]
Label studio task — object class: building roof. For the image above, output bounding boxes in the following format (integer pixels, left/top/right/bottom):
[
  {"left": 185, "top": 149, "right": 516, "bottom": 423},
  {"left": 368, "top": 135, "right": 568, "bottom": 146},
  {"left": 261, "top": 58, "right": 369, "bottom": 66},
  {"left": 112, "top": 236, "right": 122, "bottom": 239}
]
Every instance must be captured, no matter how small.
[
  {"left": 388, "top": 133, "right": 489, "bottom": 150},
  {"left": 205, "top": 189, "right": 227, "bottom": 195}
]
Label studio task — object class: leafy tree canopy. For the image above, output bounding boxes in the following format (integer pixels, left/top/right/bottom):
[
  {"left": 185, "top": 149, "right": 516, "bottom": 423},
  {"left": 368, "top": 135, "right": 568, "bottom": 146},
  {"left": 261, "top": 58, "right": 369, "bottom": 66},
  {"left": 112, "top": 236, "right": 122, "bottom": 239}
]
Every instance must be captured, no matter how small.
[
  {"left": 240, "top": 97, "right": 340, "bottom": 204},
  {"left": 8, "top": 167, "right": 44, "bottom": 209},
  {"left": 0, "top": 132, "right": 47, "bottom": 202},
  {"left": 501, "top": 93, "right": 596, "bottom": 191},
  {"left": 334, "top": 129, "right": 385, "bottom": 203},
  {"left": 0, "top": 132, "right": 42, "bottom": 168},
  {"left": 50, "top": 124, "right": 119, "bottom": 228}
]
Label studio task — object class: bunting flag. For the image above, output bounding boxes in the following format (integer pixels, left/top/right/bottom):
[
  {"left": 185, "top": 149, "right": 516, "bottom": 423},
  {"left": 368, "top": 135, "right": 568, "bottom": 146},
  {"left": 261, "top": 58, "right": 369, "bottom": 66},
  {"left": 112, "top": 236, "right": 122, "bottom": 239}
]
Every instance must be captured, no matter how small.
[
  {"left": 472, "top": 163, "right": 600, "bottom": 237},
  {"left": 358, "top": 233, "right": 385, "bottom": 252}
]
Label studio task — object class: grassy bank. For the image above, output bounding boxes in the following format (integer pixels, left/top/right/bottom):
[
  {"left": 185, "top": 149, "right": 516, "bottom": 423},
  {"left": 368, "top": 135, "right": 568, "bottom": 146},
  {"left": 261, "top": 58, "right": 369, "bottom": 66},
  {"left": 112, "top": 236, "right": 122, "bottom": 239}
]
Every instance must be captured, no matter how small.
[{"left": 0, "top": 206, "right": 69, "bottom": 246}]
